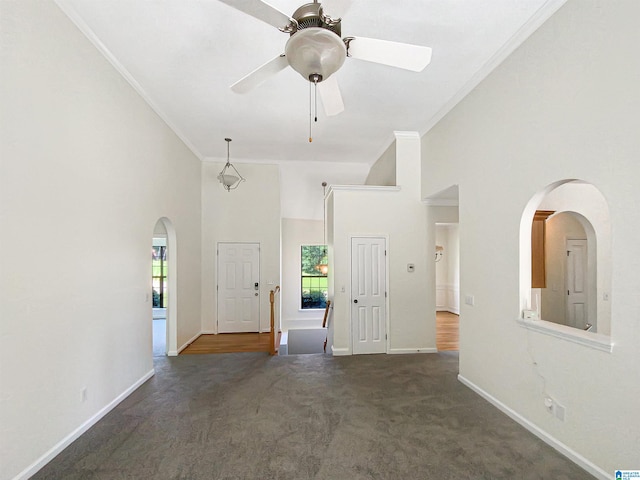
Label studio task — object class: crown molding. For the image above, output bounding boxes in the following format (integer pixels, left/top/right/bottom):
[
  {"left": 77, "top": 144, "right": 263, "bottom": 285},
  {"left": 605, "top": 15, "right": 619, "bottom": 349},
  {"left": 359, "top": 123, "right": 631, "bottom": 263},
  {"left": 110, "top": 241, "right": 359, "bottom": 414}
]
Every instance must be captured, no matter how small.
[
  {"left": 54, "top": 0, "right": 205, "bottom": 161},
  {"left": 420, "top": 0, "right": 568, "bottom": 137}
]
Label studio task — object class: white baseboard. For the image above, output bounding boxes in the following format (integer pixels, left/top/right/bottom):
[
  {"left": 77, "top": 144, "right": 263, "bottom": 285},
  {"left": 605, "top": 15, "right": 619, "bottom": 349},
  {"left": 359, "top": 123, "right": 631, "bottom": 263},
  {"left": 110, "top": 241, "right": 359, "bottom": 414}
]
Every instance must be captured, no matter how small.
[
  {"left": 389, "top": 348, "right": 437, "bottom": 354},
  {"left": 177, "top": 331, "right": 202, "bottom": 354},
  {"left": 331, "top": 346, "right": 350, "bottom": 356},
  {"left": 14, "top": 369, "right": 155, "bottom": 480},
  {"left": 457, "top": 375, "right": 608, "bottom": 480}
]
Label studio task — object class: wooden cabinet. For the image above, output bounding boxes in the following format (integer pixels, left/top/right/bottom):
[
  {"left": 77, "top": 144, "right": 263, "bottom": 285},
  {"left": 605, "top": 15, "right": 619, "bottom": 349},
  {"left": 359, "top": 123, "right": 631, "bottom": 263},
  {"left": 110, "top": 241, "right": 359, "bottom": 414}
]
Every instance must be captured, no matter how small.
[{"left": 531, "top": 210, "right": 554, "bottom": 288}]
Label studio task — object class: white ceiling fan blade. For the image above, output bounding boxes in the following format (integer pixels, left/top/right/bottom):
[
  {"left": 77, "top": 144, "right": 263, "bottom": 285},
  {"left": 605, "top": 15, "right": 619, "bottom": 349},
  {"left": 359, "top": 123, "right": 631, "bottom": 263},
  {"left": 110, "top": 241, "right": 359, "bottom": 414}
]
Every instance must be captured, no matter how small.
[
  {"left": 322, "top": 0, "right": 354, "bottom": 20},
  {"left": 217, "top": 0, "right": 293, "bottom": 30},
  {"left": 346, "top": 36, "right": 432, "bottom": 72},
  {"left": 231, "top": 54, "right": 289, "bottom": 93},
  {"left": 317, "top": 75, "right": 344, "bottom": 116}
]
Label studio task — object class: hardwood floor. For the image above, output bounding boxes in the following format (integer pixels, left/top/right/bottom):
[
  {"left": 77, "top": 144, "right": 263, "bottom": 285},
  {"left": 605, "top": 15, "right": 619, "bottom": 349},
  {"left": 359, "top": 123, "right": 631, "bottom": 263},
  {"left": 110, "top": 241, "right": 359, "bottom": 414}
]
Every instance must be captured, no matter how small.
[
  {"left": 180, "top": 313, "right": 458, "bottom": 355},
  {"left": 180, "top": 333, "right": 272, "bottom": 355},
  {"left": 436, "top": 311, "right": 459, "bottom": 351}
]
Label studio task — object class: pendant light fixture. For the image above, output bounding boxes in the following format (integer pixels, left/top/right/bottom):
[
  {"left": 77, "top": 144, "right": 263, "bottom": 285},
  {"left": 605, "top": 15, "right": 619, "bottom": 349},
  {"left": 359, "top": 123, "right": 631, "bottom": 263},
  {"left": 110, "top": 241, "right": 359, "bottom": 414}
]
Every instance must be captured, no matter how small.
[
  {"left": 217, "top": 138, "right": 245, "bottom": 192},
  {"left": 315, "top": 181, "right": 329, "bottom": 275}
]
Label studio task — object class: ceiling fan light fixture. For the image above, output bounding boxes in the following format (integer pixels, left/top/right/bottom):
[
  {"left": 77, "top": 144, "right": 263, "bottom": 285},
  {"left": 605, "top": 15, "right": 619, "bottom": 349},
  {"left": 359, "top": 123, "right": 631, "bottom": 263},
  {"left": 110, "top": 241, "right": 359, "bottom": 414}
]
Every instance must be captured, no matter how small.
[{"left": 285, "top": 28, "right": 346, "bottom": 82}]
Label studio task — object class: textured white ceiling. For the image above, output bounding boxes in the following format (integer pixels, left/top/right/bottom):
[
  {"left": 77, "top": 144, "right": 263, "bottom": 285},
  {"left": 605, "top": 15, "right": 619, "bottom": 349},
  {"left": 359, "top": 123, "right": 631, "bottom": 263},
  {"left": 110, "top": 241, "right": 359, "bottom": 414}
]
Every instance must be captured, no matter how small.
[{"left": 55, "top": 0, "right": 563, "bottom": 166}]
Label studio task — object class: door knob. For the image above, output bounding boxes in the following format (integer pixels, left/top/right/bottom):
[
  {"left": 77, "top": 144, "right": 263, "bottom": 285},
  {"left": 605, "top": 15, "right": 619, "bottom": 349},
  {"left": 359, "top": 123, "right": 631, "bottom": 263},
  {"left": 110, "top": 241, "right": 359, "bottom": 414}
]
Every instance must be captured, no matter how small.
[{"left": 353, "top": 299, "right": 358, "bottom": 303}]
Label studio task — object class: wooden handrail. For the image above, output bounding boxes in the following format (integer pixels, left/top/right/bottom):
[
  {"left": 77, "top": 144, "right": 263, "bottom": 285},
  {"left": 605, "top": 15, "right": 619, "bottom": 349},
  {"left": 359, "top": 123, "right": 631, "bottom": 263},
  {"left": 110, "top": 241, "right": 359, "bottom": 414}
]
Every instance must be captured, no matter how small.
[
  {"left": 322, "top": 300, "right": 332, "bottom": 352},
  {"left": 322, "top": 300, "right": 332, "bottom": 328},
  {"left": 269, "top": 286, "right": 281, "bottom": 355}
]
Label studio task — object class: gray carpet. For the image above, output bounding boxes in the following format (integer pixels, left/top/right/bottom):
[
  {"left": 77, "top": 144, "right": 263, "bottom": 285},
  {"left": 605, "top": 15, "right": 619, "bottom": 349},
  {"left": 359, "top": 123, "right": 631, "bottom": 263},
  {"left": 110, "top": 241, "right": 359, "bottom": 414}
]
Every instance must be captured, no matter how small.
[{"left": 32, "top": 352, "right": 593, "bottom": 479}]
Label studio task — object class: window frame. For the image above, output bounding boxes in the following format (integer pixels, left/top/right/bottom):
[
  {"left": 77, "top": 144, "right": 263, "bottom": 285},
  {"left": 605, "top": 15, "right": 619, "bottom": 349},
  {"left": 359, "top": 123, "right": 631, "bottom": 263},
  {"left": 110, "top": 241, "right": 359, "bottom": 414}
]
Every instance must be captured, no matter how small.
[{"left": 300, "top": 244, "right": 328, "bottom": 311}]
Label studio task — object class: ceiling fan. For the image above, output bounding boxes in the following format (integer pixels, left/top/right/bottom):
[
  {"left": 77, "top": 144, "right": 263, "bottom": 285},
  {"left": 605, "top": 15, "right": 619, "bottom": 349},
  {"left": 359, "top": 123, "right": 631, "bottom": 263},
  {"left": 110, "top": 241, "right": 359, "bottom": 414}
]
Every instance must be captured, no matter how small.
[{"left": 219, "top": 0, "right": 433, "bottom": 117}]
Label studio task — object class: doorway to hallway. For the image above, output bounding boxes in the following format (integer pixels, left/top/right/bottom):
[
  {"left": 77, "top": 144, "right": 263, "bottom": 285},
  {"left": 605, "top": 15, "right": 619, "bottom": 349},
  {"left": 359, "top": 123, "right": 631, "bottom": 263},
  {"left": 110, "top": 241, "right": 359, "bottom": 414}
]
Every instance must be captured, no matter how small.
[
  {"left": 435, "top": 223, "right": 459, "bottom": 351},
  {"left": 436, "top": 311, "right": 459, "bottom": 351}
]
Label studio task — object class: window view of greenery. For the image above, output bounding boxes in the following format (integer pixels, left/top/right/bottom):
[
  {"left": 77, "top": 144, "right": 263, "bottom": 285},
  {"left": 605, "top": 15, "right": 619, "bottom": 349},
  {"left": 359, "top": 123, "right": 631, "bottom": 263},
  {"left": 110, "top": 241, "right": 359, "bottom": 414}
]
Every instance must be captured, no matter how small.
[
  {"left": 152, "top": 246, "right": 167, "bottom": 308},
  {"left": 301, "top": 245, "right": 328, "bottom": 309}
]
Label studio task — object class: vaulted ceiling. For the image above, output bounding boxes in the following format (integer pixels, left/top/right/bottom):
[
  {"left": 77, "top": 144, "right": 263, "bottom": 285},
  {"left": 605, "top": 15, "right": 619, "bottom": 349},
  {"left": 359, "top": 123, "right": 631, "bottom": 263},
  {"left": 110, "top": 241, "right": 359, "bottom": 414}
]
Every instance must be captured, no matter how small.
[{"left": 55, "top": 0, "right": 563, "bottom": 165}]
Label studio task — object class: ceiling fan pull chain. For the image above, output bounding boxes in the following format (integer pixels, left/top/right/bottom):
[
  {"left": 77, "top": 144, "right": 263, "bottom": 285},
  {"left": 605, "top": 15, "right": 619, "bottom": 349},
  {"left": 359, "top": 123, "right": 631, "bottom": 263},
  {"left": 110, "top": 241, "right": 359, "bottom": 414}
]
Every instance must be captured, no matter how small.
[
  {"left": 309, "top": 79, "right": 313, "bottom": 142},
  {"left": 314, "top": 79, "right": 318, "bottom": 123}
]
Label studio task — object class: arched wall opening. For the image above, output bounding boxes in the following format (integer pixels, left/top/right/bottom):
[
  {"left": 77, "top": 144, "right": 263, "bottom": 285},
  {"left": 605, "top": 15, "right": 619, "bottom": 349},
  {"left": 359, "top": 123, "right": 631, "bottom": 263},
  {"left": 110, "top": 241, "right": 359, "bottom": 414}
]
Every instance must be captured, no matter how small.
[
  {"left": 153, "top": 217, "right": 178, "bottom": 356},
  {"left": 519, "top": 180, "right": 611, "bottom": 337}
]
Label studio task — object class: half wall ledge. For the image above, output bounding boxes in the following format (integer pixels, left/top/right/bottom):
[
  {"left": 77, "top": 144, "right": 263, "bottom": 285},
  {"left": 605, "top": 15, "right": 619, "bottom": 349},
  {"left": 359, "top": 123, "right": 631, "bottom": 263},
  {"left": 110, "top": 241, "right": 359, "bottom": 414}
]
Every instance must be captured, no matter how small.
[{"left": 517, "top": 318, "right": 613, "bottom": 353}]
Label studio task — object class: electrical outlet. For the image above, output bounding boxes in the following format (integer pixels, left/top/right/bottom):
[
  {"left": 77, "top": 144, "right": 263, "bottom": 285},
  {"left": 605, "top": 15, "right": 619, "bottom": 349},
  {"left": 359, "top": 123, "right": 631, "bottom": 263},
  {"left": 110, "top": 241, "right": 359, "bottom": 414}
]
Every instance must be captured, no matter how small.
[
  {"left": 465, "top": 295, "right": 474, "bottom": 306},
  {"left": 553, "top": 402, "right": 566, "bottom": 421}
]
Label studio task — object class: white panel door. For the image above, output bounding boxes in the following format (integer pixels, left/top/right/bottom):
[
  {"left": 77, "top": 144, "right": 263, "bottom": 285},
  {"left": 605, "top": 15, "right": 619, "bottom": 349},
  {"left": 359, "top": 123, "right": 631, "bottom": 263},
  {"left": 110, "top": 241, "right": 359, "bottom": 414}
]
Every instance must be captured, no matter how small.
[
  {"left": 217, "top": 243, "right": 260, "bottom": 333},
  {"left": 351, "top": 237, "right": 387, "bottom": 354},
  {"left": 566, "top": 239, "right": 588, "bottom": 329}
]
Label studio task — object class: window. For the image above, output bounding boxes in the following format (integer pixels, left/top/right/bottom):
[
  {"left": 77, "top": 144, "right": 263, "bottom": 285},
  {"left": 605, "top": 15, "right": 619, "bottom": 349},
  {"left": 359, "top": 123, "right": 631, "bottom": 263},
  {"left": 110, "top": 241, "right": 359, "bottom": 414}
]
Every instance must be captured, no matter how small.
[
  {"left": 301, "top": 245, "right": 327, "bottom": 309},
  {"left": 152, "top": 245, "right": 167, "bottom": 308}
]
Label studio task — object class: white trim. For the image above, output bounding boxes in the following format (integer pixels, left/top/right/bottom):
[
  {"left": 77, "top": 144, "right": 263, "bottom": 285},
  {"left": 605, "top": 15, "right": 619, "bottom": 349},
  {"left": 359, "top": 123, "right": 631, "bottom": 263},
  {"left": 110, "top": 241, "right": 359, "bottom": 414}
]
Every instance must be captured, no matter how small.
[
  {"left": 458, "top": 374, "right": 609, "bottom": 480},
  {"left": 53, "top": 1, "right": 204, "bottom": 161},
  {"left": 420, "top": 0, "right": 568, "bottom": 137},
  {"left": 327, "top": 185, "right": 401, "bottom": 196},
  {"left": 393, "top": 131, "right": 421, "bottom": 139},
  {"left": 422, "top": 198, "right": 459, "bottom": 207},
  {"left": 389, "top": 348, "right": 437, "bottom": 354},
  {"left": 517, "top": 318, "right": 613, "bottom": 353},
  {"left": 14, "top": 369, "right": 155, "bottom": 480},
  {"left": 331, "top": 345, "right": 350, "bottom": 356},
  {"left": 177, "top": 331, "right": 202, "bottom": 354}
]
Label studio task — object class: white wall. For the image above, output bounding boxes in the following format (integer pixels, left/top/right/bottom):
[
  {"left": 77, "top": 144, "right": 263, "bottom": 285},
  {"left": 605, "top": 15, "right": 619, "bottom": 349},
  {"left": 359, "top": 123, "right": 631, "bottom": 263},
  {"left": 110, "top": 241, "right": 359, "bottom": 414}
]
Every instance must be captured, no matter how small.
[
  {"left": 0, "top": 2, "right": 202, "bottom": 478},
  {"left": 201, "top": 162, "right": 281, "bottom": 333},
  {"left": 281, "top": 219, "right": 325, "bottom": 331},
  {"left": 328, "top": 133, "right": 433, "bottom": 355},
  {"left": 365, "top": 140, "right": 396, "bottom": 186},
  {"left": 279, "top": 161, "right": 369, "bottom": 220},
  {"left": 421, "top": 0, "right": 640, "bottom": 474}
]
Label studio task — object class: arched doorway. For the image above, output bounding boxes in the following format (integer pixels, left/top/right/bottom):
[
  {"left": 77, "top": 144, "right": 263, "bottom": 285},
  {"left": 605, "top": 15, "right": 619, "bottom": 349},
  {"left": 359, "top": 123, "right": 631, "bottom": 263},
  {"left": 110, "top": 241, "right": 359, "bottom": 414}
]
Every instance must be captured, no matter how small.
[{"left": 152, "top": 217, "right": 178, "bottom": 356}]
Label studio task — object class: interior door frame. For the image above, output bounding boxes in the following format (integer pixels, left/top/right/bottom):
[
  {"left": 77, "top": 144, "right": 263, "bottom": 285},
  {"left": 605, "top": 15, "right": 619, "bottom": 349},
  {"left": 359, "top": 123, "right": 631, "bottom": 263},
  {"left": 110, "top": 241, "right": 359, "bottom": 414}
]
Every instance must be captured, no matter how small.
[
  {"left": 349, "top": 234, "right": 390, "bottom": 355},
  {"left": 216, "top": 241, "right": 261, "bottom": 333}
]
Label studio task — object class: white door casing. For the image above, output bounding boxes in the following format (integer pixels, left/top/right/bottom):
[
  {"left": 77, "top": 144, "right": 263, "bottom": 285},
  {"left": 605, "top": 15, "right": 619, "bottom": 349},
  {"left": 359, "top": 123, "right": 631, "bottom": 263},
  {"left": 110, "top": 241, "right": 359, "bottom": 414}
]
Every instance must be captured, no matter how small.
[
  {"left": 217, "top": 243, "right": 260, "bottom": 333},
  {"left": 566, "top": 239, "right": 588, "bottom": 329},
  {"left": 351, "top": 237, "right": 387, "bottom": 354}
]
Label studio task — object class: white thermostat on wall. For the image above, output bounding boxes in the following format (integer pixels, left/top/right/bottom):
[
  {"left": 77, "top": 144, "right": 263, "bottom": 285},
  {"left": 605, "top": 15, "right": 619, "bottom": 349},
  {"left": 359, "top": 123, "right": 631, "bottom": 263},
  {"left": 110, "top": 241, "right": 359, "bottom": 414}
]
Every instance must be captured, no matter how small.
[{"left": 407, "top": 264, "right": 415, "bottom": 273}]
